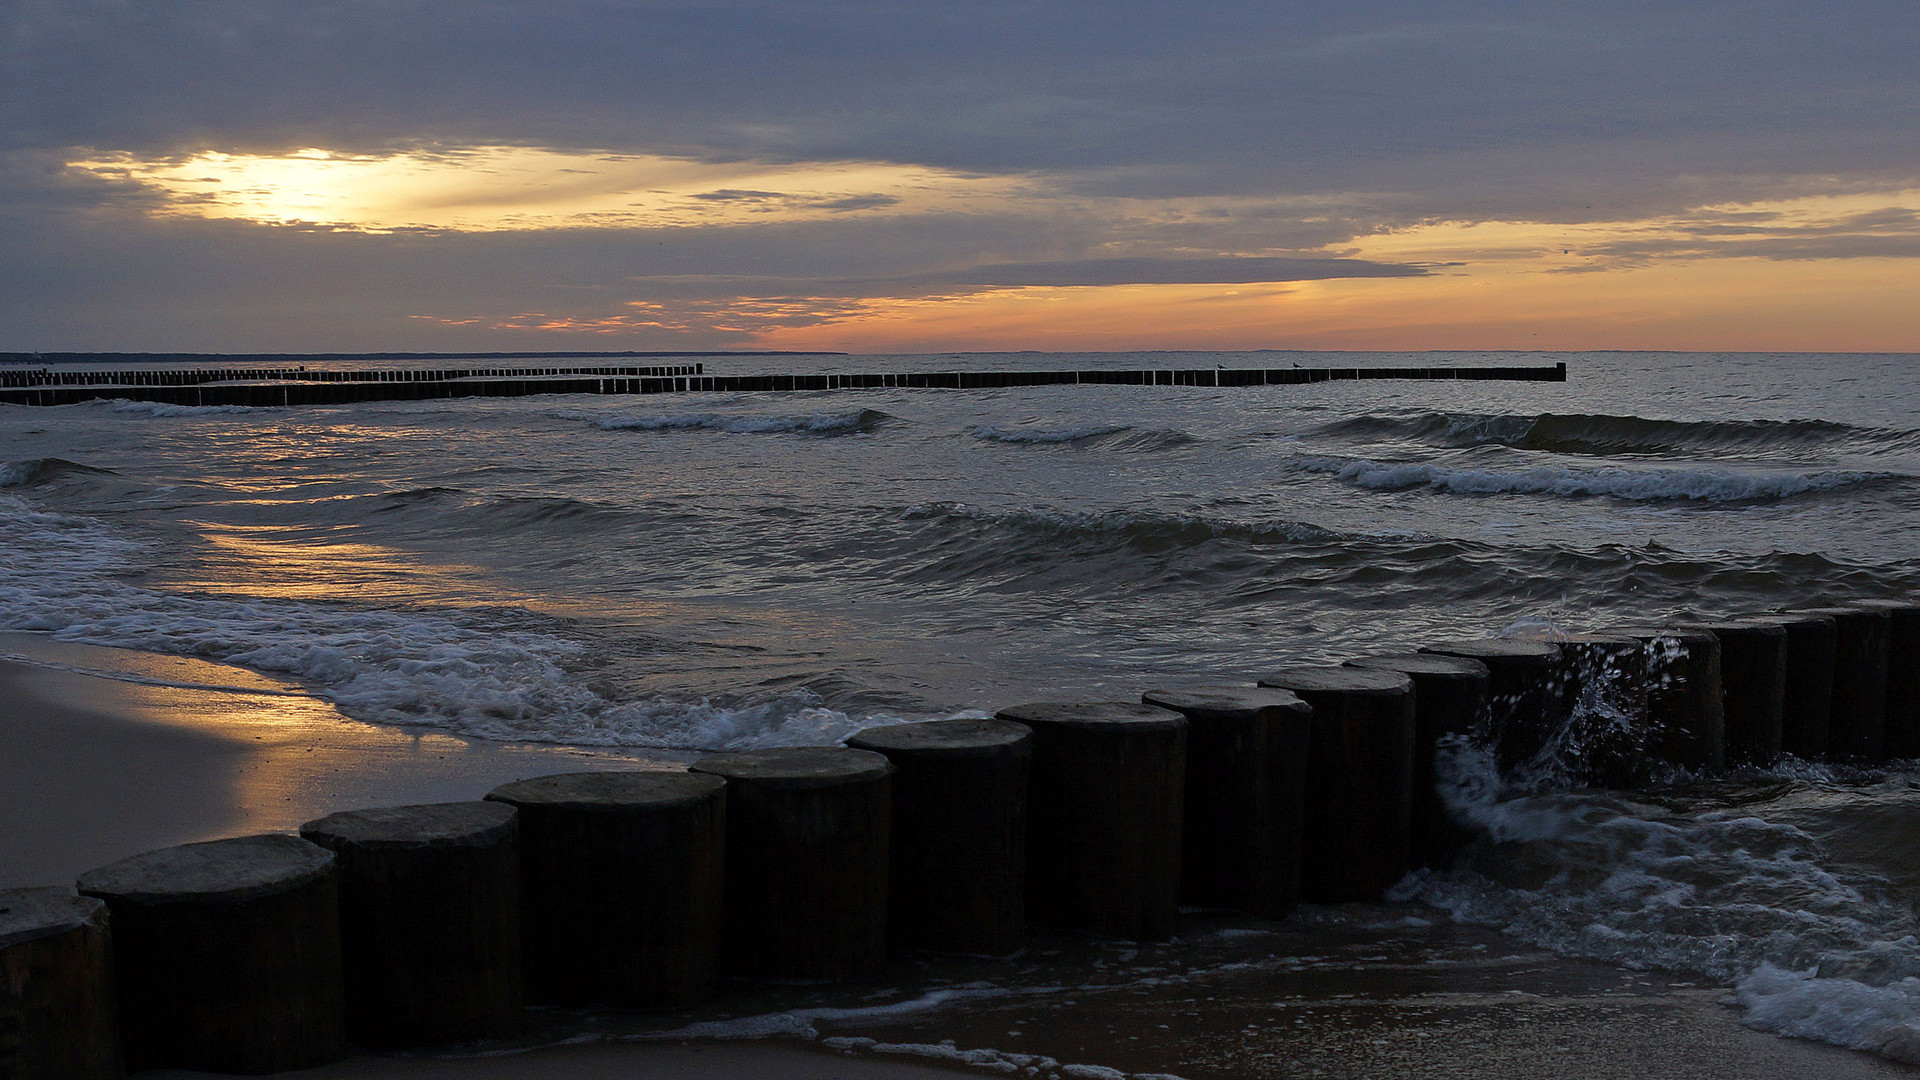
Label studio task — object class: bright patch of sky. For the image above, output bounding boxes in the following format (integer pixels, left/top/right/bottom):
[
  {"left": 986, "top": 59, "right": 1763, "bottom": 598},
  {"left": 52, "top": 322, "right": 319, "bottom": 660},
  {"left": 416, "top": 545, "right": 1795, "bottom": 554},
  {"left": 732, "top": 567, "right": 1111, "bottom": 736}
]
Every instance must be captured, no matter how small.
[{"left": 68, "top": 147, "right": 1034, "bottom": 232}]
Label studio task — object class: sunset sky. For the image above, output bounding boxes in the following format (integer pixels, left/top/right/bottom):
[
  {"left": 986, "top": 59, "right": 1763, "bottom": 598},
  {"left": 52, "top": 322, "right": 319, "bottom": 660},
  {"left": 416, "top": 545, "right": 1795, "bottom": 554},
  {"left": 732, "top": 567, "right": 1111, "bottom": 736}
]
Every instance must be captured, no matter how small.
[{"left": 4, "top": 3, "right": 1916, "bottom": 354}]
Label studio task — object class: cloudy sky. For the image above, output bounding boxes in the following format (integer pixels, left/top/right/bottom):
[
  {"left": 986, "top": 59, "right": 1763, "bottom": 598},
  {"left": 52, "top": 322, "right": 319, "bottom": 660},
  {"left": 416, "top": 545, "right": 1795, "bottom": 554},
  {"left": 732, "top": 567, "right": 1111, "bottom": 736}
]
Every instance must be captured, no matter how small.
[{"left": 4, "top": 1, "right": 1916, "bottom": 353}]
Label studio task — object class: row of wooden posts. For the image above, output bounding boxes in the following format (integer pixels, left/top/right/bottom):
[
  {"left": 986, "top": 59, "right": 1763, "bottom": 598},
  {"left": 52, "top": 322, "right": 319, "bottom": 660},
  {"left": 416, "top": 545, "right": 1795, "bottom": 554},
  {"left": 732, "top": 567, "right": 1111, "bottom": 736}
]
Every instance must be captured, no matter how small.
[{"left": 3, "top": 597, "right": 1915, "bottom": 1078}]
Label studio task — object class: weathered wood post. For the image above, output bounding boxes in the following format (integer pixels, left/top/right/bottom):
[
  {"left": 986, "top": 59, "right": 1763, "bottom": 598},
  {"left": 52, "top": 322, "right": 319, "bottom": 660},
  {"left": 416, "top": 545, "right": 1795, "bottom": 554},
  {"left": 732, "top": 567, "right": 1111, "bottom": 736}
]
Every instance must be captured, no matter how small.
[
  {"left": 1254, "top": 667, "right": 1415, "bottom": 901},
  {"left": 690, "top": 748, "right": 892, "bottom": 980},
  {"left": 1345, "top": 653, "right": 1487, "bottom": 867},
  {"left": 1541, "top": 629, "right": 1656, "bottom": 786},
  {"left": 1773, "top": 611, "right": 1837, "bottom": 759},
  {"left": 1689, "top": 619, "right": 1788, "bottom": 766},
  {"left": 1602, "top": 626, "right": 1725, "bottom": 772},
  {"left": 0, "top": 888, "right": 119, "bottom": 1080},
  {"left": 1848, "top": 599, "right": 1920, "bottom": 758},
  {"left": 847, "top": 719, "right": 1032, "bottom": 955},
  {"left": 994, "top": 703, "right": 1187, "bottom": 941},
  {"left": 1798, "top": 607, "right": 1890, "bottom": 759},
  {"left": 298, "top": 802, "right": 522, "bottom": 1048},
  {"left": 76, "top": 834, "right": 346, "bottom": 1074},
  {"left": 484, "top": 771, "right": 724, "bottom": 1008},
  {"left": 1139, "top": 686, "right": 1311, "bottom": 918},
  {"left": 1420, "top": 638, "right": 1565, "bottom": 773}
]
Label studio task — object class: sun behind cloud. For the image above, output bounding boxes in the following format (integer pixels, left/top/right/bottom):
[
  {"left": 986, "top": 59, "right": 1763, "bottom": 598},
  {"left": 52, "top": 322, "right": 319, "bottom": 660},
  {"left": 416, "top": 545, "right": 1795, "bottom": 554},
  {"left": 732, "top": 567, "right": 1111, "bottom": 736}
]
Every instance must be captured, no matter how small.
[{"left": 67, "top": 145, "right": 1032, "bottom": 232}]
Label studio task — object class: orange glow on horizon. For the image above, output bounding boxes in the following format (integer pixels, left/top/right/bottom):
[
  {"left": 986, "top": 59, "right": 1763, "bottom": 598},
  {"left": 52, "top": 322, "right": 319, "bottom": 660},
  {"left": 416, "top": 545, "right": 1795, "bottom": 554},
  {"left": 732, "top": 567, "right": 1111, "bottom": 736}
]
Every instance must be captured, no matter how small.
[{"left": 747, "top": 258, "right": 1920, "bottom": 354}]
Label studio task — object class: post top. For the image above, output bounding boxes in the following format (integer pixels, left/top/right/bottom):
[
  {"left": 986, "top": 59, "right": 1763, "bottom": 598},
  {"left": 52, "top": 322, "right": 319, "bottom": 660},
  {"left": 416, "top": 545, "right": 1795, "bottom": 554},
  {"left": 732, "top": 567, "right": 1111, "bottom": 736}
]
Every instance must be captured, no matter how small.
[
  {"left": 1797, "top": 606, "right": 1892, "bottom": 622},
  {"left": 1422, "top": 638, "right": 1562, "bottom": 663},
  {"left": 1139, "top": 685, "right": 1308, "bottom": 721},
  {"left": 993, "top": 701, "right": 1187, "bottom": 732},
  {"left": 848, "top": 718, "right": 1032, "bottom": 756},
  {"left": 1684, "top": 618, "right": 1788, "bottom": 639},
  {"left": 300, "top": 801, "right": 517, "bottom": 850},
  {"left": 486, "top": 769, "right": 725, "bottom": 810},
  {"left": 1258, "top": 665, "right": 1413, "bottom": 696},
  {"left": 77, "top": 834, "right": 334, "bottom": 906},
  {"left": 691, "top": 746, "right": 893, "bottom": 787},
  {"left": 1845, "top": 598, "right": 1920, "bottom": 615},
  {"left": 0, "top": 887, "right": 108, "bottom": 949},
  {"left": 1753, "top": 610, "right": 1838, "bottom": 630},
  {"left": 1602, "top": 624, "right": 1720, "bottom": 645},
  {"left": 1346, "top": 652, "right": 1490, "bottom": 679}
]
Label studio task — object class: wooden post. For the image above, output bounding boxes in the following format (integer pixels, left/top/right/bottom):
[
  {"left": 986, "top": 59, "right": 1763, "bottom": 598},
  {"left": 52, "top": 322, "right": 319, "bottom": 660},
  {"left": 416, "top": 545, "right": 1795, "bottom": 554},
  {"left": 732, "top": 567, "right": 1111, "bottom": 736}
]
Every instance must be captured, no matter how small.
[
  {"left": 1140, "top": 686, "right": 1311, "bottom": 918},
  {"left": 76, "top": 834, "right": 345, "bottom": 1074},
  {"left": 847, "top": 719, "right": 1032, "bottom": 955},
  {"left": 1772, "top": 611, "right": 1837, "bottom": 759},
  {"left": 1689, "top": 619, "right": 1788, "bottom": 766},
  {"left": 1602, "top": 627, "right": 1725, "bottom": 772},
  {"left": 1345, "top": 653, "right": 1486, "bottom": 866},
  {"left": 690, "top": 748, "right": 893, "bottom": 980},
  {"left": 1798, "top": 607, "right": 1891, "bottom": 759},
  {"left": 1544, "top": 630, "right": 1656, "bottom": 787},
  {"left": 1420, "top": 639, "right": 1565, "bottom": 773},
  {"left": 993, "top": 703, "right": 1187, "bottom": 941},
  {"left": 1254, "top": 667, "right": 1414, "bottom": 902},
  {"left": 298, "top": 802, "right": 522, "bottom": 1047},
  {"left": 0, "top": 888, "right": 119, "bottom": 1080},
  {"left": 1848, "top": 599, "right": 1920, "bottom": 758},
  {"left": 484, "top": 771, "right": 724, "bottom": 1008}
]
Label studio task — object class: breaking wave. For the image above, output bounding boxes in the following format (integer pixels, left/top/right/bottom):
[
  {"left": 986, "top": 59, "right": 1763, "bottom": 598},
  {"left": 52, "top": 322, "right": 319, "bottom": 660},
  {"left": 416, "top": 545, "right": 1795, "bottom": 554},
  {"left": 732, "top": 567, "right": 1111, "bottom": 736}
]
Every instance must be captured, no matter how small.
[
  {"left": 1318, "top": 411, "right": 1920, "bottom": 459},
  {"left": 1292, "top": 454, "right": 1884, "bottom": 502}
]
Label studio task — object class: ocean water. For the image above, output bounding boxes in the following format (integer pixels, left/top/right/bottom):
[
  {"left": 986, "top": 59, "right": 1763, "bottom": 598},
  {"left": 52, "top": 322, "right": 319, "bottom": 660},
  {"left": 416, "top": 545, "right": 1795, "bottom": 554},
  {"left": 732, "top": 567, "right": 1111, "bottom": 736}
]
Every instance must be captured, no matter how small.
[{"left": 5, "top": 348, "right": 1920, "bottom": 1062}]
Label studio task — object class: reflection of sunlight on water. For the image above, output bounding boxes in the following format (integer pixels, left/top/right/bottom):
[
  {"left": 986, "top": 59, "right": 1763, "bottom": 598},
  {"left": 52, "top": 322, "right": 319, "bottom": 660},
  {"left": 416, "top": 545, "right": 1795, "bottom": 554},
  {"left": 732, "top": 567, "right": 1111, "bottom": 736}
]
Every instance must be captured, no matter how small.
[{"left": 160, "top": 523, "right": 513, "bottom": 605}]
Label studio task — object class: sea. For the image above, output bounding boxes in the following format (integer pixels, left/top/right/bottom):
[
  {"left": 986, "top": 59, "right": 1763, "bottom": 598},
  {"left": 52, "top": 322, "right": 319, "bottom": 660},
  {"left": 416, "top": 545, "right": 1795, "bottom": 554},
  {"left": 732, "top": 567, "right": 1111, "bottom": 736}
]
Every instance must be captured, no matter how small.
[{"left": 4, "top": 349, "right": 1920, "bottom": 1065}]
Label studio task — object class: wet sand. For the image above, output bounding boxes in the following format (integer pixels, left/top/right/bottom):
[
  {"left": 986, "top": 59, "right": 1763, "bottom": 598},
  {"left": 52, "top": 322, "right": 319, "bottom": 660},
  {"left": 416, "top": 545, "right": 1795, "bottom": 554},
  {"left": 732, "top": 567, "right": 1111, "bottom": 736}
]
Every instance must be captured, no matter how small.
[
  {"left": 0, "top": 632, "right": 684, "bottom": 886},
  {"left": 3, "top": 632, "right": 1913, "bottom": 1079}
]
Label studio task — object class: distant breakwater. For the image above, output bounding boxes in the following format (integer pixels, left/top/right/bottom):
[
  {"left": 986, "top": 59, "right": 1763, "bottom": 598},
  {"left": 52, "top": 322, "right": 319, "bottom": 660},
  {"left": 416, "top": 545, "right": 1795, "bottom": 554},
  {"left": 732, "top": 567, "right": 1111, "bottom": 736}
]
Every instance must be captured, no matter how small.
[{"left": 0, "top": 361, "right": 1566, "bottom": 408}]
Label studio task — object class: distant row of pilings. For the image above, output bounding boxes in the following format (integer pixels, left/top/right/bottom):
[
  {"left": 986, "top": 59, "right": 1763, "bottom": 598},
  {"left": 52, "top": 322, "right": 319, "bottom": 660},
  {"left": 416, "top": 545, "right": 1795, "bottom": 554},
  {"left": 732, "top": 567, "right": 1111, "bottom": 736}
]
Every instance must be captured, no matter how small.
[
  {"left": 0, "top": 363, "right": 706, "bottom": 389},
  {"left": 0, "top": 362, "right": 1567, "bottom": 407},
  {"left": 6, "top": 591, "right": 1910, "bottom": 1078}
]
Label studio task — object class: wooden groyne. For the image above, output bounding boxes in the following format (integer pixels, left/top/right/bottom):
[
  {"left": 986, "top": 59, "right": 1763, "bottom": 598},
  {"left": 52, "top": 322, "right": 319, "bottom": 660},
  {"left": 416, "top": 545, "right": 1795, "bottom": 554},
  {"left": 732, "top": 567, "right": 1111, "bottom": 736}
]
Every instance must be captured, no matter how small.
[
  {"left": 0, "top": 362, "right": 1567, "bottom": 408},
  {"left": 24, "top": 583, "right": 1910, "bottom": 1079}
]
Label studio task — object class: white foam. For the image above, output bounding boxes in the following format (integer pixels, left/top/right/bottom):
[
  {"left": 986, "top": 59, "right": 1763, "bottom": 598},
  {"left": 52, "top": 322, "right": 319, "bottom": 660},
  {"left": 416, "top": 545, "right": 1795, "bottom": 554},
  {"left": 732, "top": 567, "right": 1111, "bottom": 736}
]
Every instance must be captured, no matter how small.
[
  {"left": 88, "top": 399, "right": 280, "bottom": 417},
  {"left": 1399, "top": 745, "right": 1920, "bottom": 1064},
  {"left": 820, "top": 1036, "right": 1184, "bottom": 1080},
  {"left": 633, "top": 983, "right": 1020, "bottom": 1042},
  {"left": 0, "top": 490, "right": 959, "bottom": 750},
  {"left": 1739, "top": 963, "right": 1920, "bottom": 1062},
  {"left": 1292, "top": 454, "right": 1876, "bottom": 502}
]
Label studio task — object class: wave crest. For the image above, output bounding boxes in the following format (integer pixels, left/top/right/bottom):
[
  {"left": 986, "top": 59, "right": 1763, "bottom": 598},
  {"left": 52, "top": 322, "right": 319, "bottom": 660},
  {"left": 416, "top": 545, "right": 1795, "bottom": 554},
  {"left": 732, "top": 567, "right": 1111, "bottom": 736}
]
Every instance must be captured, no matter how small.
[
  {"left": 969, "top": 423, "right": 1200, "bottom": 452},
  {"left": 904, "top": 502, "right": 1347, "bottom": 547},
  {"left": 1293, "top": 454, "right": 1881, "bottom": 502},
  {"left": 1319, "top": 411, "right": 1918, "bottom": 458},
  {"left": 0, "top": 457, "right": 116, "bottom": 487}
]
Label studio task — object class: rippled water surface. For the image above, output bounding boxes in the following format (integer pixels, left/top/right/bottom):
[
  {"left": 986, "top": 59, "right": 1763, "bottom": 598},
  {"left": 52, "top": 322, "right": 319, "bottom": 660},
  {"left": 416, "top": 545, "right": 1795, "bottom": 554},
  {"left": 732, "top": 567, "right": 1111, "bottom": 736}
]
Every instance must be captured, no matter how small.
[{"left": 6, "top": 349, "right": 1913, "bottom": 745}]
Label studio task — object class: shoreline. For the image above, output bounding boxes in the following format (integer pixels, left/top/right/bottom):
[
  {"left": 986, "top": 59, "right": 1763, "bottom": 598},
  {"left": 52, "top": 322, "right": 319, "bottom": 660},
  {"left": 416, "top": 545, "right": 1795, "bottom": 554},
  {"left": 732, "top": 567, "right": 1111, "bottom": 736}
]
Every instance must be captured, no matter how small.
[
  {"left": 0, "top": 631, "right": 684, "bottom": 887},
  {"left": 5, "top": 633, "right": 1913, "bottom": 1079}
]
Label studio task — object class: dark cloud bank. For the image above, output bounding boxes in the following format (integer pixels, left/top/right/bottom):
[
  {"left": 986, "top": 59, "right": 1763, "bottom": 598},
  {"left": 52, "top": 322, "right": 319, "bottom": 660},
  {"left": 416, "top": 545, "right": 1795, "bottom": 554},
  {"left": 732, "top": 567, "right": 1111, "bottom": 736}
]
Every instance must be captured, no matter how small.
[{"left": 3, "top": 1, "right": 1916, "bottom": 349}]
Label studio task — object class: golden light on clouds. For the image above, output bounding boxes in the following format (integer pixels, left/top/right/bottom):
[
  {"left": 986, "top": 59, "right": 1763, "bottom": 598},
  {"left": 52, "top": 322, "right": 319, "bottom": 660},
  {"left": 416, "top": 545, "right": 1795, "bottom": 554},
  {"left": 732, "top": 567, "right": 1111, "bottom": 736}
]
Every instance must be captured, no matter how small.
[
  {"left": 67, "top": 141, "right": 1920, "bottom": 351},
  {"left": 748, "top": 257, "right": 1920, "bottom": 354},
  {"left": 1345, "top": 191, "right": 1920, "bottom": 272},
  {"left": 69, "top": 145, "right": 1035, "bottom": 231}
]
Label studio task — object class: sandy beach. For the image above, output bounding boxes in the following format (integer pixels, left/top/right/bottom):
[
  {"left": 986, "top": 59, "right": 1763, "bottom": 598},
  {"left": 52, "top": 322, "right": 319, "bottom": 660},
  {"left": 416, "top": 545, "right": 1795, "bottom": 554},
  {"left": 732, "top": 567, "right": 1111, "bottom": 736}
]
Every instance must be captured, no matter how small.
[
  {"left": 4, "top": 632, "right": 1914, "bottom": 1080},
  {"left": 0, "top": 632, "right": 686, "bottom": 887}
]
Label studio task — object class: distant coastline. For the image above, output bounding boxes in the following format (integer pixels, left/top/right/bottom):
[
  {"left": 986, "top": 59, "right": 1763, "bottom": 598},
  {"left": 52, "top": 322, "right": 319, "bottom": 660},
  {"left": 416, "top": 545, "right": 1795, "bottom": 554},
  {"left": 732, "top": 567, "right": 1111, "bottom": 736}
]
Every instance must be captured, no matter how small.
[{"left": 0, "top": 349, "right": 844, "bottom": 365}]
